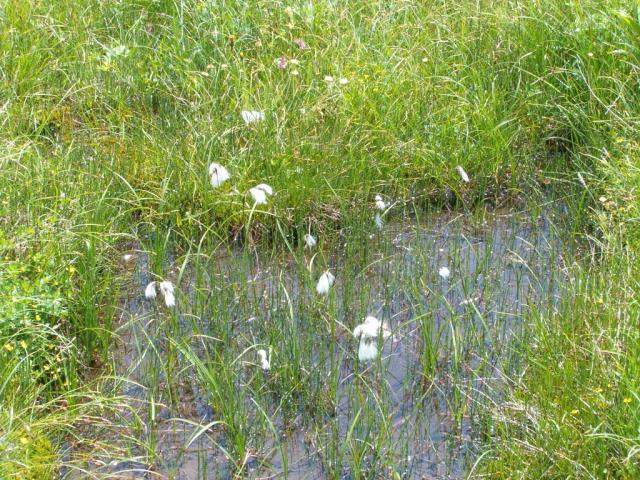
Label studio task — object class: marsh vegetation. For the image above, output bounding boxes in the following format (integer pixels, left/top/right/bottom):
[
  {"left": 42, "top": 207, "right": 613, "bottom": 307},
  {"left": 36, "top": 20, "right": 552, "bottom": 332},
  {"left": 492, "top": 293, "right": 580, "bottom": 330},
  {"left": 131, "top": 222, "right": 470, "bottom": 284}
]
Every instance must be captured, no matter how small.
[{"left": 1, "top": 0, "right": 639, "bottom": 478}]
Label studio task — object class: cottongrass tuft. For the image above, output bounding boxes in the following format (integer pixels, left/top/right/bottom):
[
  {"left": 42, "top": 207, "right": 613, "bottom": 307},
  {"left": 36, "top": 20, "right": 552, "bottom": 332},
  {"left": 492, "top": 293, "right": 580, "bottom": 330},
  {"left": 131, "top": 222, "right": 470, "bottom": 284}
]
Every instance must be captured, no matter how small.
[
  {"left": 144, "top": 280, "right": 176, "bottom": 307},
  {"left": 456, "top": 165, "right": 470, "bottom": 183},
  {"left": 358, "top": 340, "right": 378, "bottom": 363},
  {"left": 438, "top": 266, "right": 451, "bottom": 279},
  {"left": 352, "top": 316, "right": 392, "bottom": 340},
  {"left": 304, "top": 233, "right": 317, "bottom": 249},
  {"left": 144, "top": 281, "right": 157, "bottom": 299},
  {"left": 241, "top": 110, "right": 265, "bottom": 125},
  {"left": 374, "top": 194, "right": 386, "bottom": 211},
  {"left": 257, "top": 349, "right": 271, "bottom": 371},
  {"left": 353, "top": 316, "right": 392, "bottom": 363},
  {"left": 159, "top": 281, "right": 175, "bottom": 308},
  {"left": 208, "top": 163, "right": 231, "bottom": 188},
  {"left": 316, "top": 270, "right": 335, "bottom": 295},
  {"left": 249, "top": 183, "right": 274, "bottom": 205}
]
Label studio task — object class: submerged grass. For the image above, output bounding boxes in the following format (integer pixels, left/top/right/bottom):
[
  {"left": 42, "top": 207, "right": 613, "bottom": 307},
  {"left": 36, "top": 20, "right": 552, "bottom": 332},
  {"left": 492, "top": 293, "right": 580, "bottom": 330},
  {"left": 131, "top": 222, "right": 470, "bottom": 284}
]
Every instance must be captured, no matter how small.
[
  {"left": 1, "top": 0, "right": 640, "bottom": 477},
  {"left": 102, "top": 210, "right": 567, "bottom": 478}
]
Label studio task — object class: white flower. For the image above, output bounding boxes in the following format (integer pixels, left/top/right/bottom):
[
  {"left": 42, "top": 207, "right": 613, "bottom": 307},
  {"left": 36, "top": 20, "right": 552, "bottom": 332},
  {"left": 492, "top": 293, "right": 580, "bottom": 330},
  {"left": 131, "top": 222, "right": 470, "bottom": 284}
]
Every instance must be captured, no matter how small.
[
  {"left": 254, "top": 183, "right": 273, "bottom": 196},
  {"left": 438, "top": 266, "right": 450, "bottom": 279},
  {"left": 159, "top": 281, "right": 176, "bottom": 307},
  {"left": 249, "top": 187, "right": 267, "bottom": 205},
  {"left": 257, "top": 349, "right": 271, "bottom": 371},
  {"left": 123, "top": 254, "right": 134, "bottom": 262},
  {"left": 316, "top": 270, "right": 335, "bottom": 295},
  {"left": 249, "top": 183, "right": 273, "bottom": 205},
  {"left": 352, "top": 316, "right": 391, "bottom": 340},
  {"left": 304, "top": 233, "right": 317, "bottom": 249},
  {"left": 208, "top": 163, "right": 231, "bottom": 188},
  {"left": 358, "top": 339, "right": 378, "bottom": 363},
  {"left": 145, "top": 280, "right": 176, "bottom": 307},
  {"left": 374, "top": 195, "right": 386, "bottom": 211},
  {"left": 289, "top": 59, "right": 300, "bottom": 65},
  {"left": 353, "top": 316, "right": 392, "bottom": 363},
  {"left": 324, "top": 75, "right": 334, "bottom": 82},
  {"left": 374, "top": 213, "right": 383, "bottom": 230},
  {"left": 456, "top": 165, "right": 470, "bottom": 183},
  {"left": 163, "top": 291, "right": 176, "bottom": 307},
  {"left": 241, "top": 110, "right": 265, "bottom": 125},
  {"left": 144, "top": 281, "right": 157, "bottom": 299},
  {"left": 339, "top": 78, "right": 349, "bottom": 85}
]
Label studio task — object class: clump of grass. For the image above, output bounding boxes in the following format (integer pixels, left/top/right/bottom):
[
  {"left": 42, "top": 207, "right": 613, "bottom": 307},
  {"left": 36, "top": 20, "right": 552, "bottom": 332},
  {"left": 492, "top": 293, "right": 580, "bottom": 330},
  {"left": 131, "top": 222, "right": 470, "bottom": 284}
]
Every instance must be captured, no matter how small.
[
  {"left": 477, "top": 241, "right": 640, "bottom": 478},
  {"left": 0, "top": 324, "right": 146, "bottom": 479}
]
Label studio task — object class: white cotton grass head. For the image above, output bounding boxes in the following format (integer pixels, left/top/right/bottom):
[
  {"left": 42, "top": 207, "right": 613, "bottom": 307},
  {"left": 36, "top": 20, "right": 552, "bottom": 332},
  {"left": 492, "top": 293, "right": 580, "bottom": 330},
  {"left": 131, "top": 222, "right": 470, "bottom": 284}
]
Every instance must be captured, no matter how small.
[
  {"left": 144, "top": 281, "right": 157, "bottom": 299},
  {"left": 353, "top": 316, "right": 392, "bottom": 363},
  {"left": 303, "top": 233, "right": 317, "bottom": 249},
  {"left": 438, "top": 266, "right": 451, "bottom": 279},
  {"left": 456, "top": 165, "right": 470, "bottom": 183},
  {"left": 241, "top": 110, "right": 265, "bottom": 125},
  {"left": 316, "top": 270, "right": 335, "bottom": 295},
  {"left": 358, "top": 339, "right": 378, "bottom": 363},
  {"left": 159, "top": 280, "right": 174, "bottom": 296},
  {"left": 163, "top": 290, "right": 176, "bottom": 308},
  {"left": 249, "top": 187, "right": 268, "bottom": 205},
  {"left": 249, "top": 183, "right": 273, "bottom": 205},
  {"left": 254, "top": 183, "right": 273, "bottom": 196},
  {"left": 257, "top": 348, "right": 271, "bottom": 371},
  {"left": 123, "top": 253, "right": 134, "bottom": 263},
  {"left": 159, "top": 281, "right": 176, "bottom": 308},
  {"left": 353, "top": 316, "right": 391, "bottom": 341},
  {"left": 374, "top": 195, "right": 386, "bottom": 211},
  {"left": 208, "top": 163, "right": 231, "bottom": 188}
]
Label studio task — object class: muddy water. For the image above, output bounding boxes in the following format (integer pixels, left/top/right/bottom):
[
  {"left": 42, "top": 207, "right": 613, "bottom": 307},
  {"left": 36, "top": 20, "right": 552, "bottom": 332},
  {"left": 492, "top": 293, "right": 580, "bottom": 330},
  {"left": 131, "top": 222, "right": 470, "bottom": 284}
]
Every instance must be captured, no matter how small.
[{"left": 93, "top": 210, "right": 567, "bottom": 479}]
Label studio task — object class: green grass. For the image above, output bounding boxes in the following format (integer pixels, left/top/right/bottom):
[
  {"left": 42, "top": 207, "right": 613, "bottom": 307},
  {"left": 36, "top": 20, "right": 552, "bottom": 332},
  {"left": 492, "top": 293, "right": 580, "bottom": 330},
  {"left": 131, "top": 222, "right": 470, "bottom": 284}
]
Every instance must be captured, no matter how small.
[
  {"left": 1, "top": 0, "right": 640, "bottom": 477},
  {"left": 477, "top": 239, "right": 640, "bottom": 478}
]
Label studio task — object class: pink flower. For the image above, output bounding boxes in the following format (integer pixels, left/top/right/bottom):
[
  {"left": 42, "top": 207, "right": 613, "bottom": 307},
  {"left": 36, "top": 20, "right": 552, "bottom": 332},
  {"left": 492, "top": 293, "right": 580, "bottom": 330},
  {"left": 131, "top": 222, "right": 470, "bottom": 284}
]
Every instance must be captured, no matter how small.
[
  {"left": 294, "top": 38, "right": 307, "bottom": 49},
  {"left": 276, "top": 57, "right": 287, "bottom": 69}
]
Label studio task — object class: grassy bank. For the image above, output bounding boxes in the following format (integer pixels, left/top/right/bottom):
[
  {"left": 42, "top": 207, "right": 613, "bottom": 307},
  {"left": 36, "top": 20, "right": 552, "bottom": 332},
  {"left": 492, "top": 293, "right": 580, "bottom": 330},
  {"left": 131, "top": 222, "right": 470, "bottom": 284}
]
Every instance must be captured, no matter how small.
[{"left": 1, "top": 0, "right": 639, "bottom": 477}]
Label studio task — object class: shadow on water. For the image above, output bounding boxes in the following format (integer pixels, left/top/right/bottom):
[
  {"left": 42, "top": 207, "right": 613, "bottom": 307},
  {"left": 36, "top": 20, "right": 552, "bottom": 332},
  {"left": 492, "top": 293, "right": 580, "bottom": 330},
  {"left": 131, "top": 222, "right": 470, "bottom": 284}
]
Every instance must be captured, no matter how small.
[{"left": 81, "top": 208, "right": 571, "bottom": 479}]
